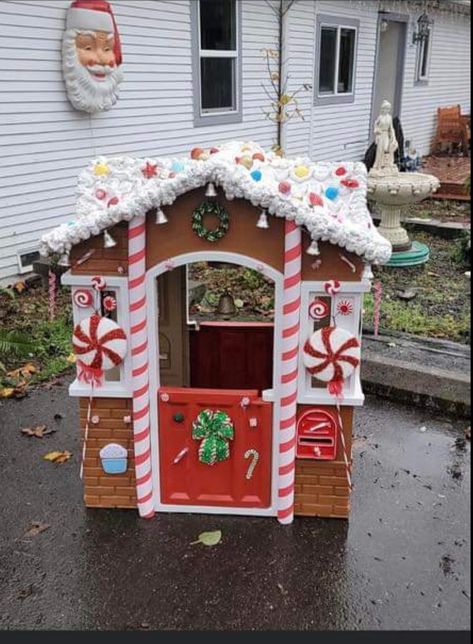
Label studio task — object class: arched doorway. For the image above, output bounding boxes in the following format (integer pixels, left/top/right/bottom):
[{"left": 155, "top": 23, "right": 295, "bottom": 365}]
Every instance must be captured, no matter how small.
[{"left": 146, "top": 251, "right": 284, "bottom": 516}]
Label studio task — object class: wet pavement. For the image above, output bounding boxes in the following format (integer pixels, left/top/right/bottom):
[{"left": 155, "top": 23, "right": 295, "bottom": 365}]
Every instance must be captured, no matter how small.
[{"left": 0, "top": 379, "right": 470, "bottom": 630}]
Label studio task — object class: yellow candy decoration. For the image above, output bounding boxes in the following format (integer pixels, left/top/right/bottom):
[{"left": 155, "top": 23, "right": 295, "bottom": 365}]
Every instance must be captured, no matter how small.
[
  {"left": 240, "top": 155, "right": 253, "bottom": 170},
  {"left": 94, "top": 162, "right": 110, "bottom": 177},
  {"left": 294, "top": 165, "right": 309, "bottom": 179}
]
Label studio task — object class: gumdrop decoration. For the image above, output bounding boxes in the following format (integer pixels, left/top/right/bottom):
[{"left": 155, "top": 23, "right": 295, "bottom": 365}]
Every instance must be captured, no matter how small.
[{"left": 325, "top": 186, "right": 339, "bottom": 201}]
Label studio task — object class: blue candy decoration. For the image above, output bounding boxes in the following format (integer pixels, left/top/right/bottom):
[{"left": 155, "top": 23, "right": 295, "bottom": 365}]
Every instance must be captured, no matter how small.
[
  {"left": 171, "top": 161, "right": 185, "bottom": 173},
  {"left": 250, "top": 170, "right": 262, "bottom": 182},
  {"left": 325, "top": 186, "right": 339, "bottom": 201}
]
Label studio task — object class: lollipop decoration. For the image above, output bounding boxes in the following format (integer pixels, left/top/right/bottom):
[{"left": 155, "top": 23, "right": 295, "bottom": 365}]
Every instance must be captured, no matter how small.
[
  {"left": 73, "top": 288, "right": 94, "bottom": 309},
  {"left": 302, "top": 326, "right": 360, "bottom": 398},
  {"left": 309, "top": 298, "right": 330, "bottom": 321}
]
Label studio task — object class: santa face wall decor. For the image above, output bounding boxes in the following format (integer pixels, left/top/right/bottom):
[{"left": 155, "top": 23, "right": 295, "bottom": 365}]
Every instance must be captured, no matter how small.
[{"left": 62, "top": 0, "right": 124, "bottom": 114}]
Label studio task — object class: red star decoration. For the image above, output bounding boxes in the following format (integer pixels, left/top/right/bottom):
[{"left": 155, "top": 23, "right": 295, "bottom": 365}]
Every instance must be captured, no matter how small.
[{"left": 142, "top": 162, "right": 158, "bottom": 179}]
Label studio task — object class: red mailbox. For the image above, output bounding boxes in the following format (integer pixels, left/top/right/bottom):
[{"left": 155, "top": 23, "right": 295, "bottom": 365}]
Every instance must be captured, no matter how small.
[{"left": 296, "top": 409, "right": 338, "bottom": 460}]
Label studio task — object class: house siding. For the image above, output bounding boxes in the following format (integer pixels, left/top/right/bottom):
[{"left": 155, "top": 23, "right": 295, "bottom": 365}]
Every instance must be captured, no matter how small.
[
  {"left": 0, "top": 0, "right": 470, "bottom": 282},
  {"left": 284, "top": 0, "right": 471, "bottom": 160},
  {"left": 0, "top": 0, "right": 279, "bottom": 282}
]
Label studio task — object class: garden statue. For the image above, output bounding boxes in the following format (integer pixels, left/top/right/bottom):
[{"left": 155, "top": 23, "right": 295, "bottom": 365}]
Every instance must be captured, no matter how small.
[
  {"left": 368, "top": 101, "right": 439, "bottom": 265},
  {"left": 371, "top": 100, "right": 399, "bottom": 177},
  {"left": 62, "top": 0, "right": 124, "bottom": 114}
]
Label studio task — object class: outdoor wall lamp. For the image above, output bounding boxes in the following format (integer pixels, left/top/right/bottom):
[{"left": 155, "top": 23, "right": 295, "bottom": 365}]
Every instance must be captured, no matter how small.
[{"left": 412, "top": 13, "right": 431, "bottom": 43}]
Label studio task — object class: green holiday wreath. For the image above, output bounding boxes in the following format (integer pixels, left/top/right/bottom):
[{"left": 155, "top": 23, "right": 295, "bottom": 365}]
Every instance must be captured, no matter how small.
[
  {"left": 192, "top": 409, "right": 234, "bottom": 465},
  {"left": 191, "top": 200, "right": 230, "bottom": 243}
]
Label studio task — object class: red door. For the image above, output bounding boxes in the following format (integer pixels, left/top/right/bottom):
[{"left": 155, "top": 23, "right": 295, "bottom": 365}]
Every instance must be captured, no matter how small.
[{"left": 158, "top": 387, "right": 272, "bottom": 509}]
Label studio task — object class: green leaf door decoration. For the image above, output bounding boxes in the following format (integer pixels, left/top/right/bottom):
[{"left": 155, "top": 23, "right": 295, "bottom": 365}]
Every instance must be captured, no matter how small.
[{"left": 192, "top": 409, "right": 234, "bottom": 465}]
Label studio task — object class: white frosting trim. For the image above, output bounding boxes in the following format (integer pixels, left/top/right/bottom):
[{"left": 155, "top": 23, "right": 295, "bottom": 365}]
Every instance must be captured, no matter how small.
[{"left": 39, "top": 141, "right": 392, "bottom": 264}]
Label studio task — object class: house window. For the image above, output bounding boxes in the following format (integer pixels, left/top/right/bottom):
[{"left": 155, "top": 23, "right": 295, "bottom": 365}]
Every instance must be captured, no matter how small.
[
  {"left": 414, "top": 18, "right": 432, "bottom": 83},
  {"left": 315, "top": 15, "right": 358, "bottom": 106},
  {"left": 192, "top": 0, "right": 242, "bottom": 126}
]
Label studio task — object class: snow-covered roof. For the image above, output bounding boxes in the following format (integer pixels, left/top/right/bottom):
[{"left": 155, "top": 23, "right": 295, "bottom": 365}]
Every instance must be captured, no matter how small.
[{"left": 40, "top": 141, "right": 391, "bottom": 265}]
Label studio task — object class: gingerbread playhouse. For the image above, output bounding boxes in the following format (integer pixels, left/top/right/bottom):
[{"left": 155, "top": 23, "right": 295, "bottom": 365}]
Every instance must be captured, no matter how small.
[{"left": 40, "top": 141, "right": 391, "bottom": 523}]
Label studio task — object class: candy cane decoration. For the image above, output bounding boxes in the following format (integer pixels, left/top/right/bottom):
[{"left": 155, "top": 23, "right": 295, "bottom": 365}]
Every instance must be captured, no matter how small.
[
  {"left": 339, "top": 254, "right": 357, "bottom": 273},
  {"left": 128, "top": 215, "right": 154, "bottom": 519},
  {"left": 48, "top": 269, "right": 57, "bottom": 321},
  {"left": 80, "top": 394, "right": 93, "bottom": 480},
  {"left": 374, "top": 280, "right": 382, "bottom": 338},
  {"left": 278, "top": 220, "right": 302, "bottom": 525},
  {"left": 244, "top": 449, "right": 259, "bottom": 480}
]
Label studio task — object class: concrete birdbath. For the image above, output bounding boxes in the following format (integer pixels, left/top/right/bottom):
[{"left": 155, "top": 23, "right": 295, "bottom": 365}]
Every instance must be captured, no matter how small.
[{"left": 368, "top": 101, "right": 440, "bottom": 266}]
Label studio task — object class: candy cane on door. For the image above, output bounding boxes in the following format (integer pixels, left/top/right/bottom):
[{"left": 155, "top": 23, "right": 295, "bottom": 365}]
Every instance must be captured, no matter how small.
[
  {"left": 128, "top": 215, "right": 155, "bottom": 519},
  {"left": 277, "top": 220, "right": 302, "bottom": 525}
]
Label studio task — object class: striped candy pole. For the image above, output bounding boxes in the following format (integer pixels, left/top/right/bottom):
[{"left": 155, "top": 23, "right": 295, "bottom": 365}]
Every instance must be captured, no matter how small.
[
  {"left": 278, "top": 220, "right": 302, "bottom": 524},
  {"left": 128, "top": 215, "right": 155, "bottom": 519}
]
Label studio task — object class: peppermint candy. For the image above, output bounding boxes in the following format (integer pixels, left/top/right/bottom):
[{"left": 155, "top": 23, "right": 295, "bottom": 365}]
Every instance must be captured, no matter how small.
[
  {"left": 103, "top": 296, "right": 117, "bottom": 313},
  {"left": 91, "top": 275, "right": 107, "bottom": 292},
  {"left": 73, "top": 314, "right": 127, "bottom": 385},
  {"left": 302, "top": 326, "right": 360, "bottom": 398},
  {"left": 324, "top": 279, "right": 341, "bottom": 296}
]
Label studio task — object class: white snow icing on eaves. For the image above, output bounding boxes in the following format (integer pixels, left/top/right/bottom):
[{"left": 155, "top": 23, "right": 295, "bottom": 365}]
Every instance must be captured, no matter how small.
[{"left": 39, "top": 140, "right": 392, "bottom": 265}]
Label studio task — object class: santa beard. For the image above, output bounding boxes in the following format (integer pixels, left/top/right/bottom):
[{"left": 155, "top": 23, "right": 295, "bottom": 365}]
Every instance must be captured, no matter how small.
[{"left": 62, "top": 30, "right": 123, "bottom": 113}]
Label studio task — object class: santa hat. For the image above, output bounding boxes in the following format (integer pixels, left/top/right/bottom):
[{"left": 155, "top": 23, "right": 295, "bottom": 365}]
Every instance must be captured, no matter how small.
[{"left": 66, "top": 0, "right": 122, "bottom": 65}]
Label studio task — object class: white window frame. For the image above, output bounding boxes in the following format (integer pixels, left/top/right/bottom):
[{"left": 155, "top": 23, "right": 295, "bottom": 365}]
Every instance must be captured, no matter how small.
[
  {"left": 61, "top": 272, "right": 132, "bottom": 398},
  {"left": 191, "top": 0, "right": 242, "bottom": 127},
  {"left": 297, "top": 281, "right": 371, "bottom": 407},
  {"left": 414, "top": 20, "right": 433, "bottom": 85},
  {"left": 314, "top": 14, "right": 359, "bottom": 106}
]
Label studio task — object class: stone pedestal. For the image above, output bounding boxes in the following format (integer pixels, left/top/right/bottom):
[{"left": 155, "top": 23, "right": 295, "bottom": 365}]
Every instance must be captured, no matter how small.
[{"left": 376, "top": 204, "right": 412, "bottom": 252}]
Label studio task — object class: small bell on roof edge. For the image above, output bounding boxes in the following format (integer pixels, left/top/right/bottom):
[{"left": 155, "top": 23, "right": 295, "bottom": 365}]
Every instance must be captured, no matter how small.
[
  {"left": 156, "top": 208, "right": 168, "bottom": 225},
  {"left": 205, "top": 182, "right": 217, "bottom": 198},
  {"left": 306, "top": 240, "right": 320, "bottom": 256},
  {"left": 103, "top": 230, "right": 117, "bottom": 248},
  {"left": 256, "top": 209, "right": 269, "bottom": 229}
]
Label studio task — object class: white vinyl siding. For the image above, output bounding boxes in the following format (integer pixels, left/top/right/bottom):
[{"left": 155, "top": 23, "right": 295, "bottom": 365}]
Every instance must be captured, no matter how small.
[
  {"left": 401, "top": 10, "right": 471, "bottom": 155},
  {"left": 284, "top": 0, "right": 470, "bottom": 160},
  {"left": 0, "top": 0, "right": 279, "bottom": 282}
]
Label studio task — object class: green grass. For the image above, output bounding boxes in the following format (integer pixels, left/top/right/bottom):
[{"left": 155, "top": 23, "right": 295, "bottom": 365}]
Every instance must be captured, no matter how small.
[{"left": 363, "top": 292, "right": 471, "bottom": 341}]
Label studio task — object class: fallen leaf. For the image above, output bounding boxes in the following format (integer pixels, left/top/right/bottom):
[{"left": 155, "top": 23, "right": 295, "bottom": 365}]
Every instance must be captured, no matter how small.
[
  {"left": 43, "top": 450, "right": 72, "bottom": 464},
  {"left": 0, "top": 387, "right": 15, "bottom": 399},
  {"left": 24, "top": 521, "right": 50, "bottom": 537},
  {"left": 21, "top": 425, "right": 55, "bottom": 439},
  {"left": 191, "top": 530, "right": 222, "bottom": 547},
  {"left": 66, "top": 353, "right": 77, "bottom": 364},
  {"left": 13, "top": 281, "right": 27, "bottom": 294}
]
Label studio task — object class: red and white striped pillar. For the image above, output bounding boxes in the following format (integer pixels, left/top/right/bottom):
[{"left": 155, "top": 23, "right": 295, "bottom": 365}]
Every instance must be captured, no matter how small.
[
  {"left": 128, "top": 215, "right": 155, "bottom": 518},
  {"left": 277, "top": 220, "right": 302, "bottom": 524}
]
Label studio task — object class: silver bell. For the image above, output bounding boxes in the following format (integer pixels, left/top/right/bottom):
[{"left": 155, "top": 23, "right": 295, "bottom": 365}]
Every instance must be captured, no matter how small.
[
  {"left": 256, "top": 210, "right": 269, "bottom": 229},
  {"left": 205, "top": 182, "right": 217, "bottom": 198},
  {"left": 58, "top": 252, "right": 71, "bottom": 267},
  {"left": 306, "top": 240, "right": 320, "bottom": 256},
  {"left": 103, "top": 230, "right": 117, "bottom": 248},
  {"left": 156, "top": 208, "right": 168, "bottom": 225}
]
